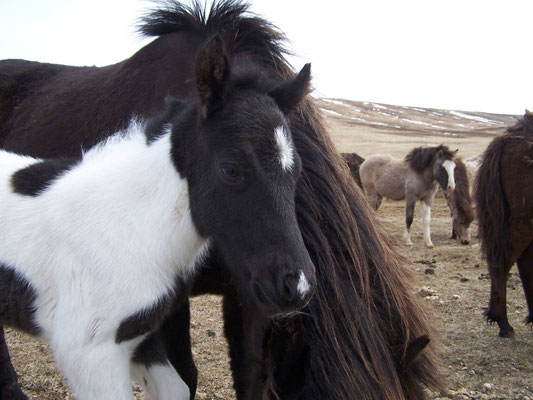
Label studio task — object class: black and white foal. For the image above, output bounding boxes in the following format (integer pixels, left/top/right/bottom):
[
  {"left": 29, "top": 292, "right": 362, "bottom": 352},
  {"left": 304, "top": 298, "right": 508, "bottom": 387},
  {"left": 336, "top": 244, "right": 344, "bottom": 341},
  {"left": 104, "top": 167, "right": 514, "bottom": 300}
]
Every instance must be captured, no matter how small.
[{"left": 0, "top": 37, "right": 315, "bottom": 399}]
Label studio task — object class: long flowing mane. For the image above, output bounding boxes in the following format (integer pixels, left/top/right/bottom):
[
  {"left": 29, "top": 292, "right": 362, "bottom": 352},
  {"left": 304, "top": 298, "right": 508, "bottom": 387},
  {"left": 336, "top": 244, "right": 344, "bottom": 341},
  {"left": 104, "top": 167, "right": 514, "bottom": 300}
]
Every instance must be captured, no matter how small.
[
  {"left": 453, "top": 158, "right": 475, "bottom": 225},
  {"left": 475, "top": 112, "right": 533, "bottom": 270},
  {"left": 289, "top": 113, "right": 441, "bottom": 398},
  {"left": 405, "top": 144, "right": 454, "bottom": 172}
]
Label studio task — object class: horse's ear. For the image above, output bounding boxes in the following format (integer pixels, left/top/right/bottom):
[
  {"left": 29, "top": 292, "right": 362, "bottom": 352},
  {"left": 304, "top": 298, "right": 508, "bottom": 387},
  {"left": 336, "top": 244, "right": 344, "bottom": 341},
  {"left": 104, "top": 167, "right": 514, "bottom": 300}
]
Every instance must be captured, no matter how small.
[
  {"left": 196, "top": 35, "right": 230, "bottom": 118},
  {"left": 269, "top": 63, "right": 311, "bottom": 114}
]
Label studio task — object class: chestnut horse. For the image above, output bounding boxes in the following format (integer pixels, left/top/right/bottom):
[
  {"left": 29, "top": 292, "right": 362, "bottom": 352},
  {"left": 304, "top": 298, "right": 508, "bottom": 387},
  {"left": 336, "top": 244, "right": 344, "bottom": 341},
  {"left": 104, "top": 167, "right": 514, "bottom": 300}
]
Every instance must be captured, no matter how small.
[
  {"left": 0, "top": 1, "right": 441, "bottom": 398},
  {"left": 475, "top": 111, "right": 533, "bottom": 338}
]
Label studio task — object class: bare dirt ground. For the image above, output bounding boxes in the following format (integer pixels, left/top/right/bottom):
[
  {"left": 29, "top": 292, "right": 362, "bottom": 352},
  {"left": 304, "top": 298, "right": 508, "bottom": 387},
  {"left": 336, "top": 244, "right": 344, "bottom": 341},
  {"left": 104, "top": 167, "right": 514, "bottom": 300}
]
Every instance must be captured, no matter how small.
[{"left": 6, "top": 100, "right": 533, "bottom": 400}]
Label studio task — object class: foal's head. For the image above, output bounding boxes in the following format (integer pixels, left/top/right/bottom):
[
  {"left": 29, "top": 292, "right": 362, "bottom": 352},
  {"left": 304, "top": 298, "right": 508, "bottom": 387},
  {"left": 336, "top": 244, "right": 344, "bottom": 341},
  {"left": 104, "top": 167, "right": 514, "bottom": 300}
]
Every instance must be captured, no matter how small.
[{"left": 172, "top": 36, "right": 316, "bottom": 315}]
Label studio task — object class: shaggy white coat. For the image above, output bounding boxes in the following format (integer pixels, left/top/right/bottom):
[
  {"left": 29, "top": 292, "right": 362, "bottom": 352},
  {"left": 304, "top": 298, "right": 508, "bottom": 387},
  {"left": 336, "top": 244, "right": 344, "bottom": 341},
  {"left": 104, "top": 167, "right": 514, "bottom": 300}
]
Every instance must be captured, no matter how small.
[{"left": 0, "top": 121, "right": 209, "bottom": 400}]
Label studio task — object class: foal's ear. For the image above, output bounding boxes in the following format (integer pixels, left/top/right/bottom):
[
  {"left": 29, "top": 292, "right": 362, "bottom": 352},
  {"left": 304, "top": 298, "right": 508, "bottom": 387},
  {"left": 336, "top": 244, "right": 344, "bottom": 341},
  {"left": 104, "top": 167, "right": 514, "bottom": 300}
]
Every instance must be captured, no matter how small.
[
  {"left": 196, "top": 35, "right": 230, "bottom": 118},
  {"left": 269, "top": 63, "right": 311, "bottom": 114}
]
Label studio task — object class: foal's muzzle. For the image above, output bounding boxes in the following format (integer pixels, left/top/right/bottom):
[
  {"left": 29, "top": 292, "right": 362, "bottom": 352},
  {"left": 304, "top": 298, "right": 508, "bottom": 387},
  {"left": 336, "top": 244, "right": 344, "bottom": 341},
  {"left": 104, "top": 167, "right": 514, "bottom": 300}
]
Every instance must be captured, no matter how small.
[{"left": 252, "top": 261, "right": 316, "bottom": 315}]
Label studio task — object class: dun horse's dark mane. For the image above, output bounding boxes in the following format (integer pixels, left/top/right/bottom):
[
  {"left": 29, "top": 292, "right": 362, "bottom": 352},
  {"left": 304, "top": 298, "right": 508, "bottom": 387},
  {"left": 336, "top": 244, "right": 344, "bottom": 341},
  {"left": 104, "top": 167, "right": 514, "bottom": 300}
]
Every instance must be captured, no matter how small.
[
  {"left": 405, "top": 144, "right": 454, "bottom": 172},
  {"left": 475, "top": 112, "right": 533, "bottom": 271},
  {"left": 453, "top": 158, "right": 475, "bottom": 224}
]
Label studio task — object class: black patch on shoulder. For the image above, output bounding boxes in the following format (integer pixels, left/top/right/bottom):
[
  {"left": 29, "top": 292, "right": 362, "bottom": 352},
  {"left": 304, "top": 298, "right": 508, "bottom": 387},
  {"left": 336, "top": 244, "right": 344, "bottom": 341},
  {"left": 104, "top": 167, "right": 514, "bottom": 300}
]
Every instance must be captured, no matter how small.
[
  {"left": 131, "top": 331, "right": 169, "bottom": 366},
  {"left": 11, "top": 157, "right": 79, "bottom": 196},
  {"left": 115, "top": 278, "right": 188, "bottom": 344},
  {"left": 0, "top": 263, "right": 42, "bottom": 336}
]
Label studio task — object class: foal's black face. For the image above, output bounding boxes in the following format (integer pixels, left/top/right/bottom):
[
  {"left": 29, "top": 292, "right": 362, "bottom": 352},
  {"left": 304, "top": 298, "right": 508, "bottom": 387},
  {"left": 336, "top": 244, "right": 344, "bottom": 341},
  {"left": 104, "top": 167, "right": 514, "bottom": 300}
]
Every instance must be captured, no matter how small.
[{"left": 178, "top": 37, "right": 315, "bottom": 315}]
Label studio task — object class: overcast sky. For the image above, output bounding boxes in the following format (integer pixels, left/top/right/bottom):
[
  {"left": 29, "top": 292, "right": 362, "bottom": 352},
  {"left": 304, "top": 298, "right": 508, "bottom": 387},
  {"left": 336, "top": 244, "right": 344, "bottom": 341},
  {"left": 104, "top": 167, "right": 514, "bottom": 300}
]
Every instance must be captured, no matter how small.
[{"left": 1, "top": 0, "right": 531, "bottom": 115}]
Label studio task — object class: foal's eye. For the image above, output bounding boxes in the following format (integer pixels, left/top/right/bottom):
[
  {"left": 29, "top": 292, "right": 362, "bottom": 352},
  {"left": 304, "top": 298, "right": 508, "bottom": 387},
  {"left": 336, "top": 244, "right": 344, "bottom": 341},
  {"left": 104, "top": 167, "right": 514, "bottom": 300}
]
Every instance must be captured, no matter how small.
[{"left": 220, "top": 164, "right": 244, "bottom": 184}]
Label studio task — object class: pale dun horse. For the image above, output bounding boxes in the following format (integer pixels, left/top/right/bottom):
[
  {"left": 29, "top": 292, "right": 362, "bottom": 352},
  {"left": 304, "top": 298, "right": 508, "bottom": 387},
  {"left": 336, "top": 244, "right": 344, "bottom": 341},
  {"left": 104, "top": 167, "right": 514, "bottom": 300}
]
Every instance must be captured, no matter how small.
[{"left": 360, "top": 145, "right": 457, "bottom": 248}]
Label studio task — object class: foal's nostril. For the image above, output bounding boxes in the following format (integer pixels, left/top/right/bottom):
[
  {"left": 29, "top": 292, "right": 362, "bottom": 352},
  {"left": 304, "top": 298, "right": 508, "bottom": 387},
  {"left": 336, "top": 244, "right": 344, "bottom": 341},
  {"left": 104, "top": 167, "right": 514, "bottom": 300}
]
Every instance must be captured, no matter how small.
[
  {"left": 461, "top": 239, "right": 469, "bottom": 245},
  {"left": 281, "top": 272, "right": 300, "bottom": 305}
]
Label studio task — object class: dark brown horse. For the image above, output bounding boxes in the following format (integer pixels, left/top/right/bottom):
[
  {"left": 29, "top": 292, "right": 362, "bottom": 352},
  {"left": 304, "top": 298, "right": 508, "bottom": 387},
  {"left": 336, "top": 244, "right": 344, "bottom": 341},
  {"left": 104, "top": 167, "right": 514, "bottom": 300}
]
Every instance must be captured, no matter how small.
[
  {"left": 341, "top": 151, "right": 365, "bottom": 187},
  {"left": 0, "top": 1, "right": 442, "bottom": 399},
  {"left": 475, "top": 111, "right": 533, "bottom": 338}
]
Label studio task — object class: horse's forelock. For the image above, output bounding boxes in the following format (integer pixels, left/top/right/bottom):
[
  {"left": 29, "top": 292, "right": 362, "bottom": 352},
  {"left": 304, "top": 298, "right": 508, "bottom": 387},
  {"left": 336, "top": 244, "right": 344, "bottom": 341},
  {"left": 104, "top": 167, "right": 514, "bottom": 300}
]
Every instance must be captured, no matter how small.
[{"left": 437, "top": 144, "right": 456, "bottom": 160}]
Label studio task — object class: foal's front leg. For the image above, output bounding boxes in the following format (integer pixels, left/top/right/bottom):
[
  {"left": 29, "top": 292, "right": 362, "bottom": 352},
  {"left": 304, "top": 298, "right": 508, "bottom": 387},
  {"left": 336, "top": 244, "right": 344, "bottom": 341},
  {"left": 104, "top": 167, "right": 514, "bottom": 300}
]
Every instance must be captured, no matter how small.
[
  {"left": 420, "top": 200, "right": 434, "bottom": 249},
  {"left": 131, "top": 361, "right": 189, "bottom": 400},
  {"left": 53, "top": 340, "right": 134, "bottom": 400}
]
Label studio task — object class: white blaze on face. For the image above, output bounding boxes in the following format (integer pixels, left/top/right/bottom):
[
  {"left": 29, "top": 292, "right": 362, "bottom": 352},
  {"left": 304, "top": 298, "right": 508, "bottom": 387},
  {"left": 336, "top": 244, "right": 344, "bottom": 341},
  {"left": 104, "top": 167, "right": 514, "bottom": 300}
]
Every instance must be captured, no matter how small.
[
  {"left": 297, "top": 270, "right": 310, "bottom": 297},
  {"left": 274, "top": 125, "right": 294, "bottom": 171},
  {"left": 443, "top": 160, "right": 456, "bottom": 191}
]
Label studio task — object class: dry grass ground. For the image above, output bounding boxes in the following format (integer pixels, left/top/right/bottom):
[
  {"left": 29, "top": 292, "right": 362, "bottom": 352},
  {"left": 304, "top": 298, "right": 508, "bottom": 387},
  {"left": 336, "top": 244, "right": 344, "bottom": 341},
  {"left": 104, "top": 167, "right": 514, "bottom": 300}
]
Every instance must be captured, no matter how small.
[{"left": 5, "top": 100, "right": 533, "bottom": 399}]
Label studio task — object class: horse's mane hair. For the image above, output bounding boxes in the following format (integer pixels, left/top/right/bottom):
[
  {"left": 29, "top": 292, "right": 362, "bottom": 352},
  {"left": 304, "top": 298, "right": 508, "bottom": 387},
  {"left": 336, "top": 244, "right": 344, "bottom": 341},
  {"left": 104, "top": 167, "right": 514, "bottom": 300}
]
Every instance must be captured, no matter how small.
[
  {"left": 452, "top": 158, "right": 475, "bottom": 224},
  {"left": 507, "top": 110, "right": 533, "bottom": 135},
  {"left": 139, "top": 0, "right": 291, "bottom": 74},
  {"left": 291, "top": 107, "right": 442, "bottom": 399},
  {"left": 475, "top": 111, "right": 532, "bottom": 270},
  {"left": 405, "top": 144, "right": 454, "bottom": 172},
  {"left": 142, "top": 1, "right": 442, "bottom": 398}
]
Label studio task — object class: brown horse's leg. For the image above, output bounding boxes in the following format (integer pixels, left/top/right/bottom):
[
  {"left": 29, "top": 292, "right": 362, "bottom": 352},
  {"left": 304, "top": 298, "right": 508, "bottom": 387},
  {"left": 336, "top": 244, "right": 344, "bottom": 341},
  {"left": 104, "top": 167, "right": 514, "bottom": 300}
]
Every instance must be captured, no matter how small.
[
  {"left": 0, "top": 326, "right": 27, "bottom": 400},
  {"left": 517, "top": 240, "right": 533, "bottom": 325},
  {"left": 486, "top": 259, "right": 515, "bottom": 337}
]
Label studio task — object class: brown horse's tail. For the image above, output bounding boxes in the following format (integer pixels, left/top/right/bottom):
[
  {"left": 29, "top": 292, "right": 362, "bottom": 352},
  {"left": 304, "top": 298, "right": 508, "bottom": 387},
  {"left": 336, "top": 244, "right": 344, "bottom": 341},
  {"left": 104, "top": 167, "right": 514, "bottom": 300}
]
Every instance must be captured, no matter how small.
[{"left": 474, "top": 136, "right": 509, "bottom": 272}]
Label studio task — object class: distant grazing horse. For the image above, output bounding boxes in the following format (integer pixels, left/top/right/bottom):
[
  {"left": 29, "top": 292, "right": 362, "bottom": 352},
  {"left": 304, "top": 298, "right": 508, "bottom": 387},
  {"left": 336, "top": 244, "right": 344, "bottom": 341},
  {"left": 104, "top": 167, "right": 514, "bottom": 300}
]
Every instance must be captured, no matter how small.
[
  {"left": 475, "top": 111, "right": 533, "bottom": 338},
  {"left": 344, "top": 152, "right": 473, "bottom": 245},
  {"left": 341, "top": 151, "right": 365, "bottom": 187},
  {"left": 0, "top": 1, "right": 442, "bottom": 399},
  {"left": 359, "top": 145, "right": 457, "bottom": 248},
  {"left": 439, "top": 158, "right": 475, "bottom": 245},
  {"left": 0, "top": 36, "right": 315, "bottom": 400}
]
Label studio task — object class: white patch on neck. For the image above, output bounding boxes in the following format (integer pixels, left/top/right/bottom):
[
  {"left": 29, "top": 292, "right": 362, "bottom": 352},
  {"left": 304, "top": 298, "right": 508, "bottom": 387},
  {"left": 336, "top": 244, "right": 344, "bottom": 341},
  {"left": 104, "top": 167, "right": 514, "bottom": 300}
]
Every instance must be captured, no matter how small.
[
  {"left": 297, "top": 270, "right": 310, "bottom": 296},
  {"left": 274, "top": 126, "right": 294, "bottom": 171},
  {"left": 443, "top": 160, "right": 456, "bottom": 190}
]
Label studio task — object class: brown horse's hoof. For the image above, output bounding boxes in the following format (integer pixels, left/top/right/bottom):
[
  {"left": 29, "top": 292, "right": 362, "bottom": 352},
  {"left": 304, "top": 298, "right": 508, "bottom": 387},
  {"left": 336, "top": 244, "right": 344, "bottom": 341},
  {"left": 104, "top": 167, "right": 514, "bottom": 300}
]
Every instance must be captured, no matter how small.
[
  {"left": 499, "top": 326, "right": 516, "bottom": 338},
  {"left": 425, "top": 243, "right": 435, "bottom": 249}
]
